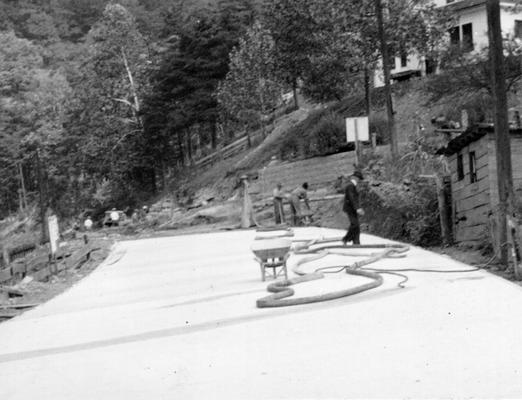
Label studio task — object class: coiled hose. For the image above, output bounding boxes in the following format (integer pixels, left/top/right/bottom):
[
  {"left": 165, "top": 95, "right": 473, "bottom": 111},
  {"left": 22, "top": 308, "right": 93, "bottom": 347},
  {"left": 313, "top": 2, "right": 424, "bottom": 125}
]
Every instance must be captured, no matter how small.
[{"left": 256, "top": 239, "right": 480, "bottom": 308}]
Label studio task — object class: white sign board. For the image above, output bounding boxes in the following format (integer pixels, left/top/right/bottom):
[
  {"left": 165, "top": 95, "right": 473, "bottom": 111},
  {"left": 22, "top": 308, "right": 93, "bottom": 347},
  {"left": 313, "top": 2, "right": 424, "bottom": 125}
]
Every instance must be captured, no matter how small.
[
  {"left": 346, "top": 116, "right": 369, "bottom": 142},
  {"left": 48, "top": 215, "right": 59, "bottom": 256}
]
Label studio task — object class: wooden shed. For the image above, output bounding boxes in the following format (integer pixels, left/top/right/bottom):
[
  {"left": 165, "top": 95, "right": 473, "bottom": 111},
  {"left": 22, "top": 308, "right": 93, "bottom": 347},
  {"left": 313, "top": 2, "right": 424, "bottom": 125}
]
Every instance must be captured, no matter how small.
[{"left": 438, "top": 124, "right": 522, "bottom": 248}]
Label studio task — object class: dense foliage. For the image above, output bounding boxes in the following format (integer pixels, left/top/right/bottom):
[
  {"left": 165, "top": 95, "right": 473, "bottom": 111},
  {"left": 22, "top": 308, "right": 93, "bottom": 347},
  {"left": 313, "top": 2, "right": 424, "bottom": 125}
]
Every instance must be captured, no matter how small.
[{"left": 0, "top": 0, "right": 449, "bottom": 220}]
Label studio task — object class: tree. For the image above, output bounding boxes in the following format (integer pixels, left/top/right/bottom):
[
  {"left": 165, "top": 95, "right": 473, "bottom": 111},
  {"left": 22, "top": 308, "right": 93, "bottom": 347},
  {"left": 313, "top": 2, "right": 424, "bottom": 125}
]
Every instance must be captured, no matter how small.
[
  {"left": 0, "top": 31, "right": 71, "bottom": 218},
  {"left": 308, "top": 0, "right": 448, "bottom": 157},
  {"left": 143, "top": 0, "right": 256, "bottom": 166},
  {"left": 53, "top": 0, "right": 107, "bottom": 41},
  {"left": 63, "top": 3, "right": 153, "bottom": 207},
  {"left": 217, "top": 21, "right": 282, "bottom": 143},
  {"left": 427, "top": 39, "right": 522, "bottom": 103},
  {"left": 263, "top": 0, "right": 317, "bottom": 109}
]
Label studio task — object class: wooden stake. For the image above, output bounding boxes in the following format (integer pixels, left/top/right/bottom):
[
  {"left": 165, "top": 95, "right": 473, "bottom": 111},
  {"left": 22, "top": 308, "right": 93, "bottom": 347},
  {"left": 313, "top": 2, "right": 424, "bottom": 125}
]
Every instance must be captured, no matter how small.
[{"left": 354, "top": 118, "right": 360, "bottom": 167}]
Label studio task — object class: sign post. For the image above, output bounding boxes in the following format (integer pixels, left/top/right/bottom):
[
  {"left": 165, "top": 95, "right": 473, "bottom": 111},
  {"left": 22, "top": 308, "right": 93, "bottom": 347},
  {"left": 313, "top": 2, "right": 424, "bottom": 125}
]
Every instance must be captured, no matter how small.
[
  {"left": 346, "top": 116, "right": 369, "bottom": 167},
  {"left": 48, "top": 215, "right": 59, "bottom": 258}
]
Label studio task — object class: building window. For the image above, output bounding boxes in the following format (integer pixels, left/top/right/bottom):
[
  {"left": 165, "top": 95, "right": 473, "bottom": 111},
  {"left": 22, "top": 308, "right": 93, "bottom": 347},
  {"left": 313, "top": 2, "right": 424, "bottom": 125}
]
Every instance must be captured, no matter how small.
[
  {"left": 515, "top": 20, "right": 522, "bottom": 39},
  {"left": 457, "top": 153, "right": 464, "bottom": 181},
  {"left": 389, "top": 55, "right": 396, "bottom": 70},
  {"left": 462, "top": 23, "right": 474, "bottom": 52},
  {"left": 400, "top": 51, "right": 408, "bottom": 68},
  {"left": 469, "top": 151, "right": 477, "bottom": 183},
  {"left": 449, "top": 26, "right": 460, "bottom": 47}
]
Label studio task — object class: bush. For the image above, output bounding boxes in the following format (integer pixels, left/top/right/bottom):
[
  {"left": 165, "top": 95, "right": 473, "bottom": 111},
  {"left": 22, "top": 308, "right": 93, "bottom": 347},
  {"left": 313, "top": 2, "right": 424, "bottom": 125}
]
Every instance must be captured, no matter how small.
[
  {"left": 307, "top": 112, "right": 345, "bottom": 155},
  {"left": 360, "top": 180, "right": 441, "bottom": 247}
]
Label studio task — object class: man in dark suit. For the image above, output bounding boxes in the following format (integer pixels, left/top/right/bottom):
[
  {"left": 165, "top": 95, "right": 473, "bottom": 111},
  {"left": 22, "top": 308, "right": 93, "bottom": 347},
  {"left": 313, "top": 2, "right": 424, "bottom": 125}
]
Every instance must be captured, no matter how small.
[{"left": 342, "top": 171, "right": 364, "bottom": 245}]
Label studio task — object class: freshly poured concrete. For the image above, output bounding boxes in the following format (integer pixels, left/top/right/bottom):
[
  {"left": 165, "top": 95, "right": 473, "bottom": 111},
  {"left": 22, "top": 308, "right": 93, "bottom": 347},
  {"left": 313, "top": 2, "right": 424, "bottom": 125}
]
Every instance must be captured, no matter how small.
[{"left": 1, "top": 227, "right": 522, "bottom": 399}]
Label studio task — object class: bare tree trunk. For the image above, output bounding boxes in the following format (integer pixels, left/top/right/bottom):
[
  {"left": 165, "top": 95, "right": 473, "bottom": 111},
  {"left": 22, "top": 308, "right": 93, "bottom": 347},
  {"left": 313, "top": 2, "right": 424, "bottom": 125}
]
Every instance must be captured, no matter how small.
[
  {"left": 18, "top": 162, "right": 27, "bottom": 211},
  {"left": 121, "top": 48, "right": 142, "bottom": 127},
  {"left": 210, "top": 121, "right": 217, "bottom": 149},
  {"left": 245, "top": 122, "right": 252, "bottom": 148},
  {"left": 364, "top": 66, "right": 372, "bottom": 119},
  {"left": 186, "top": 130, "right": 192, "bottom": 164},
  {"left": 177, "top": 130, "right": 184, "bottom": 167},
  {"left": 292, "top": 78, "right": 299, "bottom": 110},
  {"left": 35, "top": 150, "right": 48, "bottom": 244}
]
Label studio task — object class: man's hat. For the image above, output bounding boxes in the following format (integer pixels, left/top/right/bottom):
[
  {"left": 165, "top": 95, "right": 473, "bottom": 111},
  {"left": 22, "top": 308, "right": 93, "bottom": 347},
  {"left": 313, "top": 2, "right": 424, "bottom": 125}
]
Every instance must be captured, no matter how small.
[{"left": 352, "top": 170, "right": 364, "bottom": 180}]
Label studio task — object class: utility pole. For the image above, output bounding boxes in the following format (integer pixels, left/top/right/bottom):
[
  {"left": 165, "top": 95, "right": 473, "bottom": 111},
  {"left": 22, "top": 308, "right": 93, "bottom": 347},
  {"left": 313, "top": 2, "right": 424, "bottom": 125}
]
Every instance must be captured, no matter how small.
[
  {"left": 487, "top": 0, "right": 514, "bottom": 267},
  {"left": 364, "top": 65, "right": 372, "bottom": 120},
  {"left": 375, "top": 0, "right": 398, "bottom": 159}
]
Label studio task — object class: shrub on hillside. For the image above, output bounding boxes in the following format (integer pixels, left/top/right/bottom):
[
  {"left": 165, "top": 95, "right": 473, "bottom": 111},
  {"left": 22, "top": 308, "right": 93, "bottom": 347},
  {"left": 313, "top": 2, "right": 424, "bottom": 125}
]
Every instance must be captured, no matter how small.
[
  {"left": 316, "top": 178, "right": 441, "bottom": 247},
  {"left": 360, "top": 180, "right": 441, "bottom": 246},
  {"left": 306, "top": 112, "right": 345, "bottom": 155},
  {"left": 276, "top": 89, "right": 396, "bottom": 161}
]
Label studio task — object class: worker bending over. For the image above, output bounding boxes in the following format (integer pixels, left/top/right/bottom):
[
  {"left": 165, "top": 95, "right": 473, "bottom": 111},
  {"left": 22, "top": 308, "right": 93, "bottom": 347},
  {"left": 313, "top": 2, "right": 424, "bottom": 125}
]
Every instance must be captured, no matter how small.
[{"left": 289, "top": 182, "right": 310, "bottom": 226}]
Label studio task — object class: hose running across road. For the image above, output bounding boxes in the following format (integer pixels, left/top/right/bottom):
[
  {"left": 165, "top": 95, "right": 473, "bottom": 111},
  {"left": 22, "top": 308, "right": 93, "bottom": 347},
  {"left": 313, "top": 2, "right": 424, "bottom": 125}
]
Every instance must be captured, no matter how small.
[{"left": 256, "top": 239, "right": 480, "bottom": 308}]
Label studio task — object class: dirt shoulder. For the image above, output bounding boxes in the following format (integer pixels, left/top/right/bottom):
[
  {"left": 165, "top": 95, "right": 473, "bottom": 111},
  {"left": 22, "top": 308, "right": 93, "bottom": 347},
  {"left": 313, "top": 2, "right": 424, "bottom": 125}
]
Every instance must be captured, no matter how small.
[
  {"left": 0, "top": 231, "right": 115, "bottom": 321},
  {"left": 429, "top": 244, "right": 522, "bottom": 287}
]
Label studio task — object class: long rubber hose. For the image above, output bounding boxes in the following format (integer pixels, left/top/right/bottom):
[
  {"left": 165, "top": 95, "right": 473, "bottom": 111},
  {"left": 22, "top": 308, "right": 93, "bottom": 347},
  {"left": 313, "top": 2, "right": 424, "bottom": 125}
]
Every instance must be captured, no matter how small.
[
  {"left": 256, "top": 238, "right": 480, "bottom": 308},
  {"left": 256, "top": 241, "right": 407, "bottom": 308},
  {"left": 256, "top": 269, "right": 383, "bottom": 308}
]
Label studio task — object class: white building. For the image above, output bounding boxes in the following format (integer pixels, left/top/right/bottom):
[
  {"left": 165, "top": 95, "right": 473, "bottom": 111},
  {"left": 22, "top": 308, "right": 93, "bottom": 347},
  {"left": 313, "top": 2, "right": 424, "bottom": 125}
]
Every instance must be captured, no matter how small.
[{"left": 374, "top": 0, "right": 522, "bottom": 87}]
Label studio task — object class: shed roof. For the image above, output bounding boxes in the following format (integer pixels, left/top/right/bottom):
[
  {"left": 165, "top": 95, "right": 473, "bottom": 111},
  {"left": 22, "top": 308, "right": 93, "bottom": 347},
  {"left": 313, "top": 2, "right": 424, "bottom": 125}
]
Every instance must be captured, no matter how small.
[{"left": 437, "top": 123, "right": 522, "bottom": 156}]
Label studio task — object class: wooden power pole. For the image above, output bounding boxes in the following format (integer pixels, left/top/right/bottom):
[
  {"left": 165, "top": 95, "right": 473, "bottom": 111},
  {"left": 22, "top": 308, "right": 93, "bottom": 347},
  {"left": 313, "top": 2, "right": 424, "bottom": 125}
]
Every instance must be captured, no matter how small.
[
  {"left": 375, "top": 0, "right": 398, "bottom": 159},
  {"left": 487, "top": 0, "right": 514, "bottom": 267}
]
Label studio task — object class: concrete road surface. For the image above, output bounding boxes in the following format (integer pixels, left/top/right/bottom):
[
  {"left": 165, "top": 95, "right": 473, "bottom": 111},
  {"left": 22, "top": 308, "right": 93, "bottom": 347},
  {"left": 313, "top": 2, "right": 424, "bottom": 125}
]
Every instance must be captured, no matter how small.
[{"left": 1, "top": 227, "right": 522, "bottom": 399}]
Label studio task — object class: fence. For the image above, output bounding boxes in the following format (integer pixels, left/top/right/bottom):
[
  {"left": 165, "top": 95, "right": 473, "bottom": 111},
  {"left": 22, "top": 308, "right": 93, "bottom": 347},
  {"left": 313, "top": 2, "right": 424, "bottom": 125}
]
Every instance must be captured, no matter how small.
[
  {"left": 0, "top": 244, "right": 94, "bottom": 285},
  {"left": 194, "top": 128, "right": 267, "bottom": 169}
]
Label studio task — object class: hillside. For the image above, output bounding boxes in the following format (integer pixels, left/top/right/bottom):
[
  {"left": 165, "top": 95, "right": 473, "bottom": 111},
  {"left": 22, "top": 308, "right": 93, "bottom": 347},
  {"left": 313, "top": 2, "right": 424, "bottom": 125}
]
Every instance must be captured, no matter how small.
[
  {"left": 138, "top": 79, "right": 451, "bottom": 248},
  {"left": 171, "top": 80, "right": 445, "bottom": 203}
]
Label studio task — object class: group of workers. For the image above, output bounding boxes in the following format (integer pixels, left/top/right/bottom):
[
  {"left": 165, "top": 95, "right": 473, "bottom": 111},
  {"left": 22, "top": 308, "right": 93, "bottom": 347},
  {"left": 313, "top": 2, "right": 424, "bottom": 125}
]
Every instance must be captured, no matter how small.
[
  {"left": 273, "top": 170, "right": 364, "bottom": 245},
  {"left": 273, "top": 182, "right": 311, "bottom": 226}
]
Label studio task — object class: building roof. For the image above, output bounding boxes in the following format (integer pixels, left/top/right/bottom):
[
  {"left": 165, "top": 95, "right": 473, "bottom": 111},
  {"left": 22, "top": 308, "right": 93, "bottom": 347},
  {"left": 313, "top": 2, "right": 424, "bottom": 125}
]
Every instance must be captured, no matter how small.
[
  {"left": 437, "top": 123, "right": 522, "bottom": 156},
  {"left": 442, "top": 0, "right": 515, "bottom": 12},
  {"left": 442, "top": 0, "right": 484, "bottom": 12}
]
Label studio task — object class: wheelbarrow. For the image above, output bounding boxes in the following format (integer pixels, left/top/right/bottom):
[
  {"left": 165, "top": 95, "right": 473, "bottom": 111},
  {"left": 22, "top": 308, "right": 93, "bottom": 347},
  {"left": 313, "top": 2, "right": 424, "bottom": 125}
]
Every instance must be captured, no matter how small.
[{"left": 250, "top": 238, "right": 291, "bottom": 281}]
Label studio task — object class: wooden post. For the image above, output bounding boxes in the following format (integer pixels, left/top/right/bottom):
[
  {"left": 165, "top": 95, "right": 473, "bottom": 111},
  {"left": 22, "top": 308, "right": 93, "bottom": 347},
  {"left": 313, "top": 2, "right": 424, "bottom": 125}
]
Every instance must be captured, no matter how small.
[
  {"left": 375, "top": 0, "right": 398, "bottom": 159},
  {"left": 487, "top": 0, "right": 514, "bottom": 267},
  {"left": 2, "top": 247, "right": 9, "bottom": 267},
  {"left": 354, "top": 118, "right": 360, "bottom": 167},
  {"left": 240, "top": 175, "right": 255, "bottom": 229},
  {"left": 436, "top": 175, "right": 453, "bottom": 246},
  {"left": 508, "top": 215, "right": 522, "bottom": 279}
]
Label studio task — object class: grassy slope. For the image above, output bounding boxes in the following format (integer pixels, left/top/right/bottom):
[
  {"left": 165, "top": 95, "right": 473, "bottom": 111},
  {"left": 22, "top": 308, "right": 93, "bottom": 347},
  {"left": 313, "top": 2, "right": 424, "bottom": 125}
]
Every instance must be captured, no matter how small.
[
  {"left": 156, "top": 79, "right": 451, "bottom": 245},
  {"left": 176, "top": 80, "right": 443, "bottom": 201}
]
